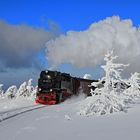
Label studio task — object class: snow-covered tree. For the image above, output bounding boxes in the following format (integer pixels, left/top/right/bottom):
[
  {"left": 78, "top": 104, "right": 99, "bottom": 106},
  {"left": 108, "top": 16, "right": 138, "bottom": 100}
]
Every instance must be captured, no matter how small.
[
  {"left": 5, "top": 85, "right": 17, "bottom": 99},
  {"left": 16, "top": 82, "right": 27, "bottom": 97},
  {"left": 26, "top": 79, "right": 37, "bottom": 98},
  {"left": 0, "top": 79, "right": 36, "bottom": 100},
  {"left": 101, "top": 50, "right": 128, "bottom": 93},
  {"left": 16, "top": 79, "right": 36, "bottom": 98},
  {"left": 124, "top": 72, "right": 140, "bottom": 100},
  {"left": 79, "top": 50, "right": 128, "bottom": 116},
  {"left": 0, "top": 84, "right": 4, "bottom": 98},
  {"left": 30, "top": 85, "right": 37, "bottom": 98},
  {"left": 26, "top": 79, "right": 34, "bottom": 97}
]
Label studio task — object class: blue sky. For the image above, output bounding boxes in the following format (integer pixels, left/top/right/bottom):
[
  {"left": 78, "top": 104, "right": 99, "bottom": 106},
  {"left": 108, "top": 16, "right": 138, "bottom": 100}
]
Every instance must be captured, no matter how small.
[
  {"left": 0, "top": 0, "right": 140, "bottom": 88},
  {"left": 0, "top": 0, "right": 140, "bottom": 30}
]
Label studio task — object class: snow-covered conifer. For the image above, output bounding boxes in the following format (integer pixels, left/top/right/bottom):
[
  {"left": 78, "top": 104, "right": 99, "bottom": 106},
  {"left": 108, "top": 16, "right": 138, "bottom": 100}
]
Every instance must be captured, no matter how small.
[
  {"left": 5, "top": 85, "right": 17, "bottom": 99},
  {"left": 16, "top": 82, "right": 27, "bottom": 97},
  {"left": 101, "top": 50, "right": 128, "bottom": 92},
  {"left": 30, "top": 85, "right": 37, "bottom": 98},
  {"left": 26, "top": 79, "right": 34, "bottom": 97},
  {"left": 16, "top": 79, "right": 36, "bottom": 98},
  {"left": 79, "top": 50, "right": 128, "bottom": 116},
  {"left": 0, "top": 84, "right": 4, "bottom": 98},
  {"left": 124, "top": 72, "right": 140, "bottom": 100}
]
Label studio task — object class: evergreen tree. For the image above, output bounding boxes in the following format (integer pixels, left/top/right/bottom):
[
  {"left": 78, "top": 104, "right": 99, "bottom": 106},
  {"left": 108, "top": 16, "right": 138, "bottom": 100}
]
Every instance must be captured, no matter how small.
[
  {"left": 79, "top": 50, "right": 128, "bottom": 116},
  {"left": 16, "top": 79, "right": 36, "bottom": 98},
  {"left": 0, "top": 84, "right": 4, "bottom": 98},
  {"left": 5, "top": 85, "right": 17, "bottom": 99},
  {"left": 124, "top": 72, "right": 140, "bottom": 101},
  {"left": 16, "top": 82, "right": 27, "bottom": 97}
]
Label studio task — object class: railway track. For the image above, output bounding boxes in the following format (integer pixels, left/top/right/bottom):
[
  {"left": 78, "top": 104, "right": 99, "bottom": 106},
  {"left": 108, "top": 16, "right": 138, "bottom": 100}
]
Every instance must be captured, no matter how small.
[{"left": 0, "top": 104, "right": 47, "bottom": 122}]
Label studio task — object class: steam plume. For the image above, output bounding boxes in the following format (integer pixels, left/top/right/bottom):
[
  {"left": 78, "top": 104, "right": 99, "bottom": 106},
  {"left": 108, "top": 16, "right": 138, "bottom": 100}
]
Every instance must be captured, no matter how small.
[{"left": 46, "top": 16, "right": 140, "bottom": 75}]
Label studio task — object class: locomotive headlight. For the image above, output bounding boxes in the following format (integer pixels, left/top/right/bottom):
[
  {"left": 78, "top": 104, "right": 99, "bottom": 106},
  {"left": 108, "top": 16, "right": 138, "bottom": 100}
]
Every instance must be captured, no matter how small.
[
  {"left": 50, "top": 89, "right": 52, "bottom": 92},
  {"left": 38, "top": 88, "right": 41, "bottom": 91},
  {"left": 46, "top": 75, "right": 51, "bottom": 79}
]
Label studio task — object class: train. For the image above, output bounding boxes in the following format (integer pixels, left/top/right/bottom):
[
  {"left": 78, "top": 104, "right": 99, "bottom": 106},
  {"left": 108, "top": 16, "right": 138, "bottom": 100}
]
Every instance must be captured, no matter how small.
[{"left": 35, "top": 70, "right": 97, "bottom": 105}]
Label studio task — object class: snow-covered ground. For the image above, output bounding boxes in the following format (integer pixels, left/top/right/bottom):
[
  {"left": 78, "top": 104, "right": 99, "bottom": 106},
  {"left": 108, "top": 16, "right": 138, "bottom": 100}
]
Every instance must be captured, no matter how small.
[
  {"left": 0, "top": 96, "right": 140, "bottom": 140},
  {"left": 0, "top": 97, "right": 46, "bottom": 122},
  {"left": 0, "top": 98, "right": 35, "bottom": 113}
]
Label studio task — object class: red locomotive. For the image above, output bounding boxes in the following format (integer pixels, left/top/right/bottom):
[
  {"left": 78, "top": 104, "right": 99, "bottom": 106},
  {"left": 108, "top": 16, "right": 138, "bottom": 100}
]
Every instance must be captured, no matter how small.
[{"left": 35, "top": 70, "right": 97, "bottom": 105}]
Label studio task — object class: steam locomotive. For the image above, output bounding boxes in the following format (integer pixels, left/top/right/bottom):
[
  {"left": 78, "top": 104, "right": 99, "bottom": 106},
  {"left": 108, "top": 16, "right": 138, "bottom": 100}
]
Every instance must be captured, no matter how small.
[{"left": 35, "top": 70, "right": 97, "bottom": 105}]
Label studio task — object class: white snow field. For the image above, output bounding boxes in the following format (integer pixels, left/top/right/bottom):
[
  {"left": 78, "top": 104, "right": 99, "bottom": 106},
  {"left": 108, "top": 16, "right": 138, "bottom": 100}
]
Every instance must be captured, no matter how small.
[{"left": 0, "top": 96, "right": 140, "bottom": 140}]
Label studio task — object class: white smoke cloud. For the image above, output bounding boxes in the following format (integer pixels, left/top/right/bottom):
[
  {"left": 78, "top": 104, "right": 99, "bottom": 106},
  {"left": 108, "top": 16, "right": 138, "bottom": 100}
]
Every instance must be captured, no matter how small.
[{"left": 46, "top": 16, "right": 140, "bottom": 75}]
